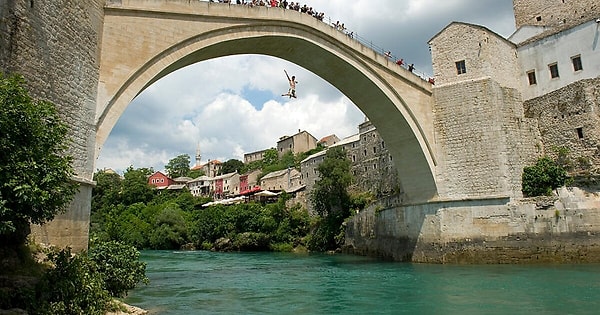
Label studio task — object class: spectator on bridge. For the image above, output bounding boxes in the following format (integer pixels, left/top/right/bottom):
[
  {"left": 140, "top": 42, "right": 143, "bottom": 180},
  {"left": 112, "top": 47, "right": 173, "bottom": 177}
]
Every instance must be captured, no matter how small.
[
  {"left": 396, "top": 58, "right": 404, "bottom": 66},
  {"left": 384, "top": 51, "right": 392, "bottom": 58},
  {"left": 408, "top": 64, "right": 415, "bottom": 72}
]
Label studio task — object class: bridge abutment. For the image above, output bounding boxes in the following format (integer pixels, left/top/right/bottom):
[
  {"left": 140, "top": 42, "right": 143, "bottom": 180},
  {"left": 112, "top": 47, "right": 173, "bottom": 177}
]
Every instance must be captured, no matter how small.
[{"left": 0, "top": 0, "right": 105, "bottom": 251}]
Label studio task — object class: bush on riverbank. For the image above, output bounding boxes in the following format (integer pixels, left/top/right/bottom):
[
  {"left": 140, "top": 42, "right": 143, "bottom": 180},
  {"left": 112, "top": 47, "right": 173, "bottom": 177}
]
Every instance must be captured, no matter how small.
[{"left": 0, "top": 240, "right": 148, "bottom": 314}]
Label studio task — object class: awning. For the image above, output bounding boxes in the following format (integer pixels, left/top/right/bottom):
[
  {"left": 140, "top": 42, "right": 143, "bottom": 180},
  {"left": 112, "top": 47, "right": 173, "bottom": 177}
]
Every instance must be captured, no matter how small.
[
  {"left": 255, "top": 190, "right": 279, "bottom": 197},
  {"left": 239, "top": 186, "right": 262, "bottom": 195}
]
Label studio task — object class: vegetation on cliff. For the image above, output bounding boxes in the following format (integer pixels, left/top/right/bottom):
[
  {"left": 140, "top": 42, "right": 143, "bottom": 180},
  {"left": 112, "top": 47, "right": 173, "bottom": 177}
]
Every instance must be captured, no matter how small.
[
  {"left": 0, "top": 73, "right": 147, "bottom": 314},
  {"left": 522, "top": 148, "right": 570, "bottom": 197},
  {"left": 0, "top": 73, "right": 78, "bottom": 243}
]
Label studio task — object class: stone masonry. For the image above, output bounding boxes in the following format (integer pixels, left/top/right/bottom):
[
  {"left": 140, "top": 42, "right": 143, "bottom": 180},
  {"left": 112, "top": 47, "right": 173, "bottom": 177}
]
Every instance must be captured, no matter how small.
[
  {"left": 524, "top": 78, "right": 600, "bottom": 171},
  {"left": 0, "top": 0, "right": 105, "bottom": 250},
  {"left": 433, "top": 79, "right": 541, "bottom": 199},
  {"left": 513, "top": 0, "right": 600, "bottom": 29}
]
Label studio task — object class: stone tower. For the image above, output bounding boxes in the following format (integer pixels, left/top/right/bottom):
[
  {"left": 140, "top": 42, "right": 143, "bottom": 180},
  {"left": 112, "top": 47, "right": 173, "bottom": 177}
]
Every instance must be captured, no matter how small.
[
  {"left": 513, "top": 0, "right": 600, "bottom": 29},
  {"left": 195, "top": 142, "right": 202, "bottom": 168}
]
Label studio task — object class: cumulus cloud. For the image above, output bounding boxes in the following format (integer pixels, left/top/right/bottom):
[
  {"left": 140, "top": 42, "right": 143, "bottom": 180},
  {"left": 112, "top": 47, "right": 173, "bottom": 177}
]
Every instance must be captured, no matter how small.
[{"left": 95, "top": 0, "right": 515, "bottom": 174}]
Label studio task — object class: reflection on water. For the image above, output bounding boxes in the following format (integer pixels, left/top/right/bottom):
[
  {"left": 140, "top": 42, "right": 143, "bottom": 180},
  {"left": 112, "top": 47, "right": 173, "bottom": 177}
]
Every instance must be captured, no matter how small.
[{"left": 125, "top": 251, "right": 600, "bottom": 315}]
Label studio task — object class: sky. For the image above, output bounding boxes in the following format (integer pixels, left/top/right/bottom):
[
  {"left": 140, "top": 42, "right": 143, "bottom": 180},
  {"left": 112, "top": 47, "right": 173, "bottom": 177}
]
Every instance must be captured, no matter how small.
[{"left": 95, "top": 0, "right": 517, "bottom": 175}]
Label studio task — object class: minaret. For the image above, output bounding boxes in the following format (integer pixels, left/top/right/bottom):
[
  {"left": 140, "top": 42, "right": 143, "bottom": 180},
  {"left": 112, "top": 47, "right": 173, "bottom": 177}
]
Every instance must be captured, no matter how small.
[{"left": 195, "top": 142, "right": 202, "bottom": 168}]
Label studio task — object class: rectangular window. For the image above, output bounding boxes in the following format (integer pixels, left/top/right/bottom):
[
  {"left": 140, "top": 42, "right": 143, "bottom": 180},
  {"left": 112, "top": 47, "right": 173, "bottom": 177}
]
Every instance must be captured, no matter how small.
[
  {"left": 576, "top": 127, "right": 584, "bottom": 139},
  {"left": 549, "top": 63, "right": 559, "bottom": 78},
  {"left": 456, "top": 60, "right": 466, "bottom": 75},
  {"left": 571, "top": 55, "right": 583, "bottom": 71},
  {"left": 527, "top": 70, "right": 537, "bottom": 85}
]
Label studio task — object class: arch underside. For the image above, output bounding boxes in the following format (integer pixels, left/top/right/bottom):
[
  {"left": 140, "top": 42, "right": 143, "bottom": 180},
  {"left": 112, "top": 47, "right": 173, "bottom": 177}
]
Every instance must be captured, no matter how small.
[{"left": 97, "top": 33, "right": 438, "bottom": 203}]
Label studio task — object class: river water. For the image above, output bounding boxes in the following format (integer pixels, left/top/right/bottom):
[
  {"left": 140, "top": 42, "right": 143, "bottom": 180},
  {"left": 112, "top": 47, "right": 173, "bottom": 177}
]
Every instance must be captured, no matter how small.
[{"left": 125, "top": 250, "right": 600, "bottom": 314}]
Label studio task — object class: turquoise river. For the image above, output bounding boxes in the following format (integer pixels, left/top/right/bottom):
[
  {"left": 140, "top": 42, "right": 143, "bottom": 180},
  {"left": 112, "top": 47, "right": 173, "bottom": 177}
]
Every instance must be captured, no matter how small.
[{"left": 125, "top": 250, "right": 600, "bottom": 314}]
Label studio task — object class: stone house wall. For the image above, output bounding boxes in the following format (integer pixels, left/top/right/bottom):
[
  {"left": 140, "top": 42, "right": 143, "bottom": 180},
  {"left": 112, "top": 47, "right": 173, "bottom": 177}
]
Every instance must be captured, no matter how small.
[
  {"left": 516, "top": 20, "right": 600, "bottom": 101},
  {"left": 429, "top": 23, "right": 520, "bottom": 90},
  {"left": 260, "top": 169, "right": 300, "bottom": 191},
  {"left": 433, "top": 79, "right": 542, "bottom": 199},
  {"left": 513, "top": 0, "right": 600, "bottom": 29},
  {"left": 276, "top": 130, "right": 318, "bottom": 157},
  {"left": 351, "top": 120, "right": 400, "bottom": 197},
  {"left": 524, "top": 77, "right": 600, "bottom": 171}
]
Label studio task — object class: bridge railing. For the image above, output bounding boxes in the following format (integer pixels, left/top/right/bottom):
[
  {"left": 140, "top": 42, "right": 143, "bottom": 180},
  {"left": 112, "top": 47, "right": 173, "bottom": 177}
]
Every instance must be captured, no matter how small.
[
  {"left": 320, "top": 16, "right": 433, "bottom": 82},
  {"left": 203, "top": 0, "right": 434, "bottom": 82}
]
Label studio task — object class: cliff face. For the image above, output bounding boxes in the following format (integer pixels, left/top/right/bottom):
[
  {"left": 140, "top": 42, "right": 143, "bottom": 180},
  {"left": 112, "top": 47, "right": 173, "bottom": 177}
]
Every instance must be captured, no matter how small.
[{"left": 344, "top": 187, "right": 600, "bottom": 263}]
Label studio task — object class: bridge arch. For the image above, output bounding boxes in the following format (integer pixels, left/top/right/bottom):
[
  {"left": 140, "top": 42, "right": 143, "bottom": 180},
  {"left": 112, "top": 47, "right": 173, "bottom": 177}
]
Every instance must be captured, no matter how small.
[{"left": 97, "top": 1, "right": 437, "bottom": 202}]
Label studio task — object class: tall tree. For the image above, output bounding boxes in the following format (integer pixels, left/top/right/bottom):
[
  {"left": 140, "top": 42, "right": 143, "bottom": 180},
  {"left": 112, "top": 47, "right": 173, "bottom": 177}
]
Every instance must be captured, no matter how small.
[
  {"left": 92, "top": 170, "right": 122, "bottom": 213},
  {"left": 0, "top": 73, "right": 78, "bottom": 242},
  {"left": 261, "top": 148, "right": 279, "bottom": 168},
  {"left": 121, "top": 166, "right": 154, "bottom": 206},
  {"left": 309, "top": 146, "right": 353, "bottom": 251},
  {"left": 165, "top": 154, "right": 191, "bottom": 178},
  {"left": 220, "top": 159, "right": 244, "bottom": 175}
]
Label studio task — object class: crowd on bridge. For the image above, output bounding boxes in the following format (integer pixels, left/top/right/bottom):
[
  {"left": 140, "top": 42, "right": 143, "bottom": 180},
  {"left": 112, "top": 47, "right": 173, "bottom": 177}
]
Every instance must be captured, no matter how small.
[{"left": 208, "top": 0, "right": 435, "bottom": 84}]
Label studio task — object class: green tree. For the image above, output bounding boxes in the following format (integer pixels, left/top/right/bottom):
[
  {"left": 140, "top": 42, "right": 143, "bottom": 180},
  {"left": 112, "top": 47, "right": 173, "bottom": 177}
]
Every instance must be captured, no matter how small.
[
  {"left": 522, "top": 156, "right": 568, "bottom": 197},
  {"left": 88, "top": 240, "right": 148, "bottom": 298},
  {"left": 165, "top": 154, "right": 191, "bottom": 178},
  {"left": 221, "top": 159, "right": 244, "bottom": 175},
  {"left": 189, "top": 168, "right": 205, "bottom": 179},
  {"left": 121, "top": 166, "right": 154, "bottom": 206},
  {"left": 149, "top": 205, "right": 189, "bottom": 249},
  {"left": 280, "top": 151, "right": 296, "bottom": 169},
  {"left": 0, "top": 73, "right": 78, "bottom": 242},
  {"left": 308, "top": 146, "right": 353, "bottom": 251},
  {"left": 34, "top": 248, "right": 110, "bottom": 315},
  {"left": 92, "top": 170, "right": 122, "bottom": 212},
  {"left": 262, "top": 148, "right": 279, "bottom": 167}
]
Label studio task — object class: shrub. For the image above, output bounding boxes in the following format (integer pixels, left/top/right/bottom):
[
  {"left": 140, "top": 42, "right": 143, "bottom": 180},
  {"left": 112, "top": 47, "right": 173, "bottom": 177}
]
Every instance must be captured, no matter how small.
[
  {"left": 88, "top": 240, "right": 148, "bottom": 298},
  {"left": 233, "top": 232, "right": 270, "bottom": 251},
  {"left": 522, "top": 156, "right": 568, "bottom": 197},
  {"left": 34, "top": 248, "right": 110, "bottom": 315}
]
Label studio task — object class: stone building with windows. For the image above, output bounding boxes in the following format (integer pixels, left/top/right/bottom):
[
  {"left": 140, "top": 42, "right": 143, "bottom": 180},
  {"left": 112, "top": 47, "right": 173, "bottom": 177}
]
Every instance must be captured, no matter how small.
[
  {"left": 300, "top": 119, "right": 401, "bottom": 211},
  {"left": 187, "top": 175, "right": 212, "bottom": 197},
  {"left": 276, "top": 130, "right": 318, "bottom": 157},
  {"left": 351, "top": 120, "right": 400, "bottom": 197},
  {"left": 243, "top": 149, "right": 270, "bottom": 164},
  {"left": 260, "top": 168, "right": 301, "bottom": 192},
  {"left": 427, "top": 0, "right": 600, "bottom": 198}
]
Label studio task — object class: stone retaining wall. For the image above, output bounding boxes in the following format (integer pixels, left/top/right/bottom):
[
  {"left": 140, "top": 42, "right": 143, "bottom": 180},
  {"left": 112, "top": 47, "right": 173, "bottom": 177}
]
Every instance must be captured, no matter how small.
[{"left": 344, "top": 187, "right": 600, "bottom": 263}]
